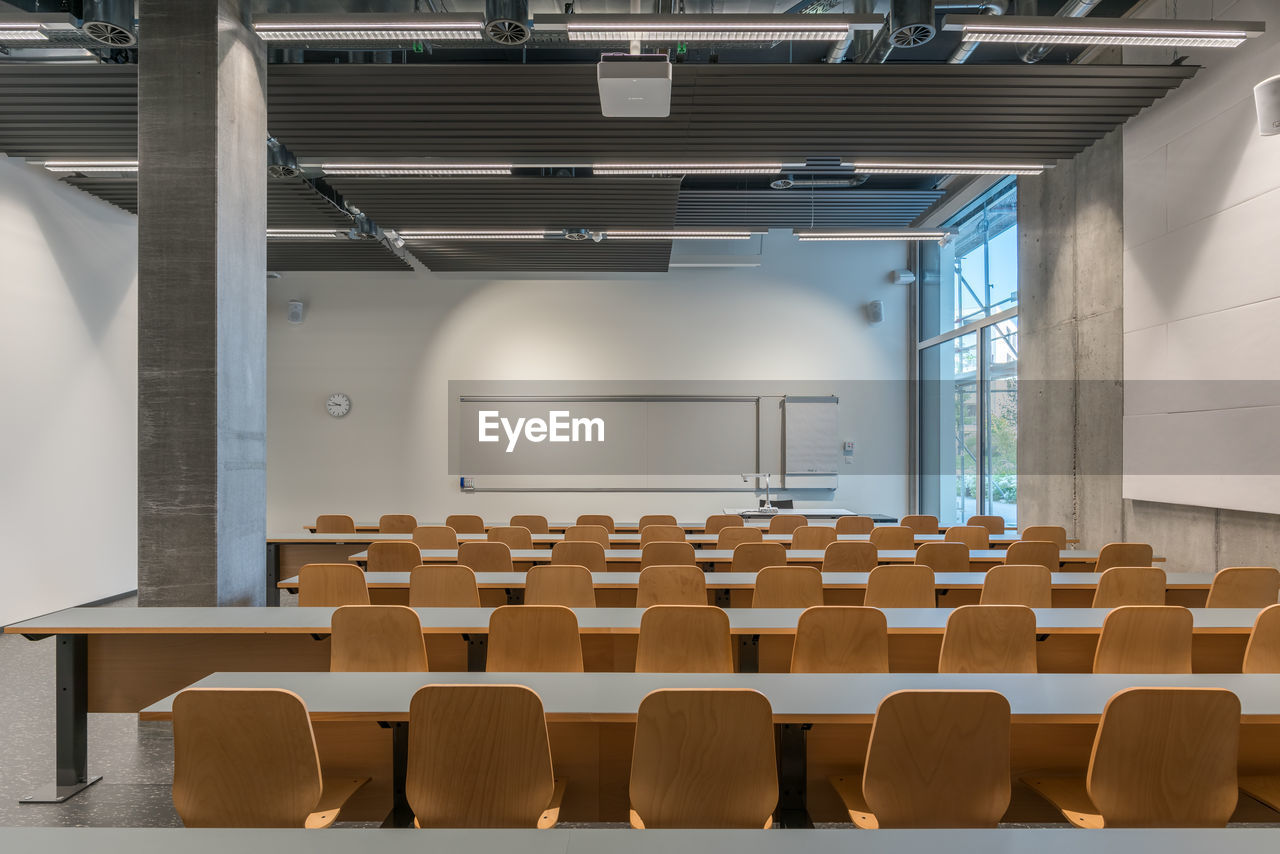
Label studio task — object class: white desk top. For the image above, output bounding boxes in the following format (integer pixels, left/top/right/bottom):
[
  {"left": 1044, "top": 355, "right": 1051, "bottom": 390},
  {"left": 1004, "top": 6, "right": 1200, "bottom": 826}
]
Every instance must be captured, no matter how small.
[
  {"left": 347, "top": 548, "right": 1108, "bottom": 564},
  {"left": 272, "top": 531, "right": 1028, "bottom": 546}
]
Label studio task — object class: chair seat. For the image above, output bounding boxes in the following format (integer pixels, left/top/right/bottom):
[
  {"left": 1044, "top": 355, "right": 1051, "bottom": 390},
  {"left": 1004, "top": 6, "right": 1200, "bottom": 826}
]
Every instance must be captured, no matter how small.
[
  {"left": 829, "top": 773, "right": 877, "bottom": 829},
  {"left": 303, "top": 775, "right": 370, "bottom": 829},
  {"left": 1240, "top": 775, "right": 1280, "bottom": 812},
  {"left": 1021, "top": 774, "right": 1103, "bottom": 828},
  {"left": 628, "top": 806, "right": 772, "bottom": 830},
  {"left": 413, "top": 777, "right": 566, "bottom": 829}
]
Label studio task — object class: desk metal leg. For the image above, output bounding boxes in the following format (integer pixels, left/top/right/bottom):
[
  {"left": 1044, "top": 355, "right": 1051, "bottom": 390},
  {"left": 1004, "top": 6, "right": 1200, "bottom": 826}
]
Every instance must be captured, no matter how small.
[
  {"left": 381, "top": 722, "right": 413, "bottom": 828},
  {"left": 21, "top": 635, "right": 101, "bottom": 804},
  {"left": 738, "top": 634, "right": 759, "bottom": 673},
  {"left": 265, "top": 543, "right": 280, "bottom": 606},
  {"left": 465, "top": 634, "right": 487, "bottom": 672},
  {"left": 776, "top": 723, "right": 812, "bottom": 828}
]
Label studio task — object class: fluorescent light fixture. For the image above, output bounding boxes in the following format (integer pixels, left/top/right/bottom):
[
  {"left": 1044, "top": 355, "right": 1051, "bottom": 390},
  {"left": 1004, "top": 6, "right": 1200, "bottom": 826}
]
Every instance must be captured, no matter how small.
[
  {"left": 593, "top": 163, "right": 785, "bottom": 176},
  {"left": 267, "top": 229, "right": 347, "bottom": 239},
  {"left": 0, "top": 23, "right": 48, "bottom": 41},
  {"left": 795, "top": 229, "right": 951, "bottom": 242},
  {"left": 42, "top": 160, "right": 138, "bottom": 173},
  {"left": 539, "top": 13, "right": 881, "bottom": 43},
  {"left": 941, "top": 14, "right": 1264, "bottom": 48},
  {"left": 253, "top": 14, "right": 485, "bottom": 42},
  {"left": 398, "top": 230, "right": 551, "bottom": 240},
  {"left": 605, "top": 230, "right": 757, "bottom": 240},
  {"left": 853, "top": 160, "right": 1049, "bottom": 176},
  {"left": 316, "top": 163, "right": 513, "bottom": 176}
]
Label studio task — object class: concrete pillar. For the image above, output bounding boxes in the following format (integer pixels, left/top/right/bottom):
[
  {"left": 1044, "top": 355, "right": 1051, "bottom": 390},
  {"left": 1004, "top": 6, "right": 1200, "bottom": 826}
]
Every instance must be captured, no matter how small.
[{"left": 137, "top": 0, "right": 267, "bottom": 605}]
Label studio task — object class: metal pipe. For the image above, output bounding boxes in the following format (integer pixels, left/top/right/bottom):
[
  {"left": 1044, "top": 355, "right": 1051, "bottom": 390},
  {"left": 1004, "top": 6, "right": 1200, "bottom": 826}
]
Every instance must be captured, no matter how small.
[
  {"left": 826, "top": 0, "right": 876, "bottom": 65},
  {"left": 942, "top": 0, "right": 1007, "bottom": 64},
  {"left": 1020, "top": 0, "right": 1102, "bottom": 63}
]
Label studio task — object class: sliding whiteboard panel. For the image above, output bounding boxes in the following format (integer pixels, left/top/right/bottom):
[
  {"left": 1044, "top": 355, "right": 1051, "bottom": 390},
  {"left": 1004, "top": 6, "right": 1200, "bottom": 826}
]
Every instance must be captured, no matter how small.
[{"left": 783, "top": 395, "right": 839, "bottom": 489}]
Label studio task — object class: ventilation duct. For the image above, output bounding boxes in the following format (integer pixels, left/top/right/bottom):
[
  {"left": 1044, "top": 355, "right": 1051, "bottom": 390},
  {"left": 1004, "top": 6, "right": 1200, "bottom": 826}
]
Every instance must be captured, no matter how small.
[
  {"left": 887, "top": 0, "right": 936, "bottom": 48},
  {"left": 939, "top": 1, "right": 1007, "bottom": 63},
  {"left": 485, "top": 0, "right": 531, "bottom": 45},
  {"left": 1020, "top": 0, "right": 1102, "bottom": 64},
  {"left": 770, "top": 175, "right": 871, "bottom": 190},
  {"left": 76, "top": 0, "right": 137, "bottom": 47}
]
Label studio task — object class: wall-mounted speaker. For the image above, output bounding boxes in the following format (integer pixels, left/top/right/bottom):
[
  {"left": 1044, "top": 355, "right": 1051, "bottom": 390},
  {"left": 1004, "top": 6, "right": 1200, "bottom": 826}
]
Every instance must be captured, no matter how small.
[
  {"left": 1256, "top": 74, "right": 1280, "bottom": 137},
  {"left": 287, "top": 300, "right": 305, "bottom": 325},
  {"left": 865, "top": 300, "right": 884, "bottom": 326}
]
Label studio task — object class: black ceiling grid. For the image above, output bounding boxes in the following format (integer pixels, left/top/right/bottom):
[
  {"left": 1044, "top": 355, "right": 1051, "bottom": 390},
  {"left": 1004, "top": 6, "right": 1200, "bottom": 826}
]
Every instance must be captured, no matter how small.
[
  {"left": 268, "top": 239, "right": 413, "bottom": 272},
  {"left": 403, "top": 239, "right": 673, "bottom": 273},
  {"left": 675, "top": 189, "right": 944, "bottom": 229}
]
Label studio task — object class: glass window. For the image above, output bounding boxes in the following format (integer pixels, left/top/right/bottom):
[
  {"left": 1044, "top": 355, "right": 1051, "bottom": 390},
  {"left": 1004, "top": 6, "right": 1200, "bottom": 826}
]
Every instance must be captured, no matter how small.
[
  {"left": 918, "top": 334, "right": 978, "bottom": 526},
  {"left": 982, "top": 317, "right": 1018, "bottom": 528}
]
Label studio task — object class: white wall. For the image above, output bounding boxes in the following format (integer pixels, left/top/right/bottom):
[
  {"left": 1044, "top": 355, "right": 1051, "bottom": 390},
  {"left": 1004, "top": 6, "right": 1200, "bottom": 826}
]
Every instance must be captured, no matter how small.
[
  {"left": 0, "top": 157, "right": 138, "bottom": 625},
  {"left": 1122, "top": 0, "right": 1280, "bottom": 515},
  {"left": 266, "top": 232, "right": 911, "bottom": 529}
]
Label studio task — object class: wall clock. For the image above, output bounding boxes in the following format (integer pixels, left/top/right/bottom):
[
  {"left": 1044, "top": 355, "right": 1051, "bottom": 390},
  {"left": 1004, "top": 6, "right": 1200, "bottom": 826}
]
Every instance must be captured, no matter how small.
[{"left": 326, "top": 393, "right": 351, "bottom": 418}]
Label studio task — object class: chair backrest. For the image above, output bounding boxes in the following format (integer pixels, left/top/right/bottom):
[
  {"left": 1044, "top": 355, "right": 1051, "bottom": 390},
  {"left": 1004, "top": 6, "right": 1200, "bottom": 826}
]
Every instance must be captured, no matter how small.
[
  {"left": 378, "top": 514, "right": 417, "bottom": 534},
  {"left": 869, "top": 526, "right": 915, "bottom": 550},
  {"left": 509, "top": 514, "right": 550, "bottom": 534},
  {"left": 172, "top": 688, "right": 322, "bottom": 827},
  {"left": 753, "top": 566, "right": 823, "bottom": 609},
  {"left": 900, "top": 514, "right": 940, "bottom": 535},
  {"left": 914, "top": 542, "right": 969, "bottom": 574},
  {"left": 525, "top": 564, "right": 596, "bottom": 608},
  {"left": 729, "top": 541, "right": 787, "bottom": 574},
  {"left": 637, "top": 565, "right": 707, "bottom": 607},
  {"left": 315, "top": 514, "right": 355, "bottom": 534},
  {"left": 1021, "top": 525, "right": 1067, "bottom": 549},
  {"left": 864, "top": 565, "right": 935, "bottom": 608},
  {"left": 640, "top": 524, "right": 686, "bottom": 545},
  {"left": 791, "top": 526, "right": 837, "bottom": 551},
  {"left": 1091, "top": 566, "right": 1167, "bottom": 608},
  {"left": 717, "top": 526, "right": 763, "bottom": 549},
  {"left": 550, "top": 540, "right": 607, "bottom": 574},
  {"left": 576, "top": 514, "right": 615, "bottom": 533},
  {"left": 445, "top": 514, "right": 486, "bottom": 535},
  {"left": 768, "top": 514, "right": 808, "bottom": 534},
  {"left": 1206, "top": 566, "right": 1280, "bottom": 608},
  {"left": 821, "top": 541, "right": 879, "bottom": 574},
  {"left": 1087, "top": 688, "right": 1240, "bottom": 828},
  {"left": 980, "top": 564, "right": 1052, "bottom": 608},
  {"left": 406, "top": 684, "right": 555, "bottom": 828},
  {"left": 1096, "top": 542, "right": 1154, "bottom": 573},
  {"left": 297, "top": 563, "right": 369, "bottom": 607},
  {"left": 629, "top": 689, "right": 778, "bottom": 828},
  {"left": 835, "top": 515, "right": 875, "bottom": 535},
  {"left": 330, "top": 605, "right": 428, "bottom": 672},
  {"left": 938, "top": 605, "right": 1037, "bottom": 673},
  {"left": 487, "top": 525, "right": 533, "bottom": 550},
  {"left": 641, "top": 541, "right": 696, "bottom": 570},
  {"left": 635, "top": 605, "right": 733, "bottom": 673},
  {"left": 457, "top": 540, "right": 514, "bottom": 574},
  {"left": 412, "top": 525, "right": 458, "bottom": 549},
  {"left": 862, "top": 690, "right": 1011, "bottom": 828},
  {"left": 943, "top": 525, "right": 990, "bottom": 549},
  {"left": 638, "top": 514, "right": 677, "bottom": 529},
  {"left": 368, "top": 540, "right": 425, "bottom": 573},
  {"left": 791, "top": 606, "right": 888, "bottom": 673},
  {"left": 1003, "top": 540, "right": 1059, "bottom": 570},
  {"left": 704, "top": 514, "right": 744, "bottom": 534},
  {"left": 487, "top": 605, "right": 583, "bottom": 672},
  {"left": 409, "top": 565, "right": 481, "bottom": 608},
  {"left": 966, "top": 515, "right": 1007, "bottom": 535},
  {"left": 1093, "top": 605, "right": 1192, "bottom": 673},
  {"left": 563, "top": 524, "right": 610, "bottom": 547},
  {"left": 1243, "top": 604, "right": 1280, "bottom": 673}
]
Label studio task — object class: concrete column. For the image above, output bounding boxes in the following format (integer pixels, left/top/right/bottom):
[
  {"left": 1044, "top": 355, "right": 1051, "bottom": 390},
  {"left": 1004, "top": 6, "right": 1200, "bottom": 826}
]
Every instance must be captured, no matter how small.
[{"left": 137, "top": 0, "right": 267, "bottom": 605}]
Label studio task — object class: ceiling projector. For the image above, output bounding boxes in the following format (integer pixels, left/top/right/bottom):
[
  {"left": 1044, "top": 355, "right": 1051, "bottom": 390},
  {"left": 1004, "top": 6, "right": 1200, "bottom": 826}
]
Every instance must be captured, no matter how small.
[{"left": 597, "top": 53, "right": 672, "bottom": 118}]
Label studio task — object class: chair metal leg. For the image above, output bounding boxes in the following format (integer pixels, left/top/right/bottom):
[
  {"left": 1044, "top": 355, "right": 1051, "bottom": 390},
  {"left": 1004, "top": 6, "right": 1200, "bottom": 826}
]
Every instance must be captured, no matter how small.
[
  {"left": 776, "top": 723, "right": 813, "bottom": 828},
  {"left": 381, "top": 722, "right": 414, "bottom": 828}
]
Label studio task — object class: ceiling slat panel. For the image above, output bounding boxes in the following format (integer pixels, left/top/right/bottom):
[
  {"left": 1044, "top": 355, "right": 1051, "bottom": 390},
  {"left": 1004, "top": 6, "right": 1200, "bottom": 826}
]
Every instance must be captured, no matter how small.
[
  {"left": 676, "top": 189, "right": 944, "bottom": 228},
  {"left": 404, "top": 239, "right": 672, "bottom": 273}
]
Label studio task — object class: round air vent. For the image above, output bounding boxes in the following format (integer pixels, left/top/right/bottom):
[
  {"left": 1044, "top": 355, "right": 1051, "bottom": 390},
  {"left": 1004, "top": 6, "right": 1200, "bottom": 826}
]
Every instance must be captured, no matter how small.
[
  {"left": 770, "top": 177, "right": 796, "bottom": 190},
  {"left": 80, "top": 0, "right": 137, "bottom": 47},
  {"left": 887, "top": 0, "right": 936, "bottom": 49},
  {"left": 485, "top": 18, "right": 530, "bottom": 45},
  {"left": 562, "top": 228, "right": 592, "bottom": 241},
  {"left": 268, "top": 163, "right": 302, "bottom": 179},
  {"left": 890, "top": 22, "right": 935, "bottom": 47},
  {"left": 485, "top": 0, "right": 530, "bottom": 45}
]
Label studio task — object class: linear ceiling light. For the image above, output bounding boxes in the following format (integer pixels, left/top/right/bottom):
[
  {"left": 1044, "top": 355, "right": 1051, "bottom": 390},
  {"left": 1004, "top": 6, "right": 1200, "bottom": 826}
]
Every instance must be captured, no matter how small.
[
  {"left": 316, "top": 163, "right": 513, "bottom": 176},
  {"left": 267, "top": 229, "right": 348, "bottom": 239},
  {"left": 605, "top": 230, "right": 757, "bottom": 240},
  {"left": 540, "top": 14, "right": 881, "bottom": 43},
  {"left": 593, "top": 163, "right": 786, "bottom": 175},
  {"left": 42, "top": 160, "right": 138, "bottom": 172},
  {"left": 852, "top": 160, "right": 1049, "bottom": 176},
  {"left": 253, "top": 14, "right": 485, "bottom": 42},
  {"left": 0, "top": 23, "right": 48, "bottom": 41},
  {"left": 795, "top": 229, "right": 952, "bottom": 242},
  {"left": 398, "top": 230, "right": 551, "bottom": 240},
  {"left": 941, "top": 14, "right": 1264, "bottom": 48}
]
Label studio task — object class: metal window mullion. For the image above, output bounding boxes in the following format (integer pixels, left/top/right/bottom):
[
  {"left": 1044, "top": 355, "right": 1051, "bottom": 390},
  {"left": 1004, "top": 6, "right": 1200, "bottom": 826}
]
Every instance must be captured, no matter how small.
[
  {"left": 917, "top": 305, "right": 1018, "bottom": 352},
  {"left": 976, "top": 328, "right": 988, "bottom": 518}
]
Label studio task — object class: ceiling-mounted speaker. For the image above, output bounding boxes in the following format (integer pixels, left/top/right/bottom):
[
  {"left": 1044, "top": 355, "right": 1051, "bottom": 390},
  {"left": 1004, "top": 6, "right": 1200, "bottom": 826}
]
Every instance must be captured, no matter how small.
[
  {"left": 485, "top": 0, "right": 531, "bottom": 45},
  {"left": 888, "top": 0, "right": 936, "bottom": 48},
  {"left": 77, "top": 0, "right": 137, "bottom": 47},
  {"left": 1256, "top": 74, "right": 1280, "bottom": 137}
]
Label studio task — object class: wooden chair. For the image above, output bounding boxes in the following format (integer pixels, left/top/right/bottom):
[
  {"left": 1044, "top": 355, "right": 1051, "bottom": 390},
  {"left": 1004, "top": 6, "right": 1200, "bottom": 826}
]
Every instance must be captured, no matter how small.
[
  {"left": 792, "top": 526, "right": 837, "bottom": 551},
  {"left": 753, "top": 566, "right": 823, "bottom": 609},
  {"left": 412, "top": 526, "right": 458, "bottom": 549},
  {"left": 1093, "top": 605, "right": 1192, "bottom": 673},
  {"left": 639, "top": 524, "right": 686, "bottom": 545},
  {"left": 635, "top": 605, "right": 733, "bottom": 673},
  {"left": 637, "top": 565, "right": 706, "bottom": 607},
  {"left": 297, "top": 564, "right": 369, "bottom": 607},
  {"left": 914, "top": 542, "right": 969, "bottom": 574},
  {"left": 1021, "top": 525, "right": 1067, "bottom": 549},
  {"left": 768, "top": 514, "right": 808, "bottom": 534},
  {"left": 1023, "top": 688, "right": 1239, "bottom": 827},
  {"left": 980, "top": 565, "right": 1052, "bottom": 608},
  {"left": 408, "top": 565, "right": 480, "bottom": 607},
  {"left": 1243, "top": 604, "right": 1280, "bottom": 673},
  {"left": 445, "top": 514, "right": 485, "bottom": 535},
  {"left": 330, "top": 605, "right": 428, "bottom": 672},
  {"left": 487, "top": 525, "right": 533, "bottom": 550},
  {"left": 368, "top": 540, "right": 425, "bottom": 574},
  {"left": 638, "top": 514, "right": 677, "bottom": 529},
  {"left": 943, "top": 525, "right": 990, "bottom": 549},
  {"left": 487, "top": 605, "right": 583, "bottom": 672},
  {"left": 938, "top": 605, "right": 1037, "bottom": 673},
  {"left": 717, "top": 527, "right": 763, "bottom": 549},
  {"left": 406, "top": 684, "right": 564, "bottom": 828},
  {"left": 864, "top": 565, "right": 934, "bottom": 608},
  {"left": 967, "top": 515, "right": 1007, "bottom": 534},
  {"left": 821, "top": 541, "right": 879, "bottom": 574},
  {"left": 457, "top": 541, "right": 514, "bottom": 574},
  {"left": 629, "top": 689, "right": 777, "bottom": 828},
  {"left": 641, "top": 541, "right": 696, "bottom": 570},
  {"left": 1092, "top": 566, "right": 1166, "bottom": 608},
  {"left": 728, "top": 541, "right": 786, "bottom": 575},
  {"left": 830, "top": 690, "right": 1011, "bottom": 828},
  {"left": 704, "top": 514, "right": 744, "bottom": 534},
  {"left": 791, "top": 606, "right": 889, "bottom": 673},
  {"left": 172, "top": 688, "right": 367, "bottom": 828},
  {"left": 315, "top": 514, "right": 356, "bottom": 535},
  {"left": 525, "top": 565, "right": 596, "bottom": 608},
  {"left": 900, "top": 514, "right": 940, "bottom": 535},
  {"left": 869, "top": 526, "right": 915, "bottom": 550},
  {"left": 835, "top": 515, "right": 875, "bottom": 535},
  {"left": 1096, "top": 542, "right": 1154, "bottom": 573},
  {"left": 510, "top": 514, "right": 550, "bottom": 534},
  {"left": 563, "top": 524, "right": 610, "bottom": 547},
  {"left": 1205, "top": 566, "right": 1280, "bottom": 608},
  {"left": 1004, "top": 540, "right": 1059, "bottom": 570},
  {"left": 550, "top": 540, "right": 606, "bottom": 574},
  {"left": 378, "top": 514, "right": 417, "bottom": 534},
  {"left": 576, "top": 514, "right": 615, "bottom": 533}
]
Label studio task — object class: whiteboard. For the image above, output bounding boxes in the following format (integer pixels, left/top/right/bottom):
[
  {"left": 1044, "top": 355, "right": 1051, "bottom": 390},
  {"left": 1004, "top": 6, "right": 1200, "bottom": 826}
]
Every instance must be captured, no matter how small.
[{"left": 783, "top": 396, "right": 839, "bottom": 488}]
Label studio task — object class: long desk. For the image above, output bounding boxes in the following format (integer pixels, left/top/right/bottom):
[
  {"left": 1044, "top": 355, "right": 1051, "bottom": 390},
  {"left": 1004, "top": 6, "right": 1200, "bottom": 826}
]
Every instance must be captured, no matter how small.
[{"left": 302, "top": 512, "right": 899, "bottom": 534}]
